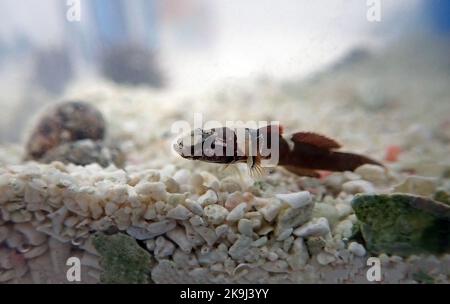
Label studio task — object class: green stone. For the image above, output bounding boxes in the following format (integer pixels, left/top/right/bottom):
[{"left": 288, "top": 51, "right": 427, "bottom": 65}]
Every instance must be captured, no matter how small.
[
  {"left": 351, "top": 194, "right": 450, "bottom": 256},
  {"left": 434, "top": 190, "right": 450, "bottom": 206},
  {"left": 93, "top": 233, "right": 154, "bottom": 284}
]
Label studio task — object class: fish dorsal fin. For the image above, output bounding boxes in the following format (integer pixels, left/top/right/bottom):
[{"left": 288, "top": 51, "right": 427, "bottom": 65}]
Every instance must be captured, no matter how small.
[{"left": 291, "top": 132, "right": 341, "bottom": 150}]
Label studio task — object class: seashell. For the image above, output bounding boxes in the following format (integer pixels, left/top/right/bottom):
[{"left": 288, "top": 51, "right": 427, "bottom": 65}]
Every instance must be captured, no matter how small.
[
  {"left": 226, "top": 202, "right": 247, "bottom": 222},
  {"left": 154, "top": 236, "right": 175, "bottom": 258},
  {"left": 166, "top": 205, "right": 192, "bottom": 220},
  {"left": 166, "top": 227, "right": 193, "bottom": 253},
  {"left": 203, "top": 204, "right": 229, "bottom": 225},
  {"left": 237, "top": 219, "right": 253, "bottom": 237},
  {"left": 276, "top": 191, "right": 312, "bottom": 209},
  {"left": 293, "top": 217, "right": 330, "bottom": 238}
]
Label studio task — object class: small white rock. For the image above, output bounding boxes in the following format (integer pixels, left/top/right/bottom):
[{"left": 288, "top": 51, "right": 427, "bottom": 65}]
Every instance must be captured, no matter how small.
[
  {"left": 135, "top": 182, "right": 167, "bottom": 201},
  {"left": 154, "top": 236, "right": 175, "bottom": 258},
  {"left": 166, "top": 227, "right": 193, "bottom": 253},
  {"left": 342, "top": 180, "right": 375, "bottom": 194},
  {"left": 317, "top": 252, "right": 336, "bottom": 265},
  {"left": 259, "top": 200, "right": 281, "bottom": 222},
  {"left": 183, "top": 199, "right": 203, "bottom": 216},
  {"left": 167, "top": 205, "right": 192, "bottom": 220},
  {"left": 293, "top": 217, "right": 330, "bottom": 238},
  {"left": 276, "top": 228, "right": 293, "bottom": 241},
  {"left": 237, "top": 219, "right": 253, "bottom": 236},
  {"left": 189, "top": 215, "right": 205, "bottom": 226},
  {"left": 203, "top": 205, "right": 229, "bottom": 225},
  {"left": 348, "top": 242, "right": 366, "bottom": 257},
  {"left": 276, "top": 191, "right": 312, "bottom": 209},
  {"left": 226, "top": 202, "right": 247, "bottom": 222},
  {"left": 198, "top": 190, "right": 218, "bottom": 206},
  {"left": 354, "top": 164, "right": 387, "bottom": 185}
]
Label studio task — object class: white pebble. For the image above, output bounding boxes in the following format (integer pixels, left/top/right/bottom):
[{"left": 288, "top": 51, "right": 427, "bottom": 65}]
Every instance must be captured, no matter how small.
[
  {"left": 167, "top": 205, "right": 192, "bottom": 220},
  {"left": 354, "top": 164, "right": 387, "bottom": 185},
  {"left": 276, "top": 191, "right": 312, "bottom": 209},
  {"left": 198, "top": 190, "right": 218, "bottom": 206},
  {"left": 189, "top": 215, "right": 205, "bottom": 226},
  {"left": 259, "top": 200, "right": 281, "bottom": 222},
  {"left": 154, "top": 236, "right": 175, "bottom": 258},
  {"left": 342, "top": 180, "right": 375, "bottom": 194},
  {"left": 317, "top": 252, "right": 336, "bottom": 265},
  {"left": 135, "top": 182, "right": 167, "bottom": 201},
  {"left": 237, "top": 219, "right": 253, "bottom": 236},
  {"left": 348, "top": 242, "right": 366, "bottom": 257},
  {"left": 276, "top": 228, "right": 293, "bottom": 241},
  {"left": 226, "top": 202, "right": 247, "bottom": 222},
  {"left": 203, "top": 205, "right": 229, "bottom": 225},
  {"left": 293, "top": 217, "right": 330, "bottom": 238},
  {"left": 183, "top": 199, "right": 203, "bottom": 216}
]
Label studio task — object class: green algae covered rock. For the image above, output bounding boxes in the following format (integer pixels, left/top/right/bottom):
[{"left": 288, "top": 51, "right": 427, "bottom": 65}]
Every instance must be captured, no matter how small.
[
  {"left": 93, "top": 233, "right": 154, "bottom": 284},
  {"left": 352, "top": 194, "right": 450, "bottom": 256},
  {"left": 434, "top": 190, "right": 450, "bottom": 206}
]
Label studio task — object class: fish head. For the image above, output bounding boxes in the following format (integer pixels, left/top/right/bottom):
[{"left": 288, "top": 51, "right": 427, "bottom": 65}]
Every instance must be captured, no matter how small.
[{"left": 173, "top": 127, "right": 235, "bottom": 163}]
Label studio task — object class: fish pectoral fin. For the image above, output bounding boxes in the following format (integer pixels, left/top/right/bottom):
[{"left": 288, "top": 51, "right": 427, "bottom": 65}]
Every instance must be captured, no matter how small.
[
  {"left": 291, "top": 132, "right": 341, "bottom": 150},
  {"left": 247, "top": 156, "right": 266, "bottom": 179},
  {"left": 282, "top": 166, "right": 320, "bottom": 178}
]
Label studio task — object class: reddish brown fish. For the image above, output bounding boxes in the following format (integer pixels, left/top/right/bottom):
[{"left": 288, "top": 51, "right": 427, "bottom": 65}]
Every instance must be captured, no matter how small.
[{"left": 174, "top": 125, "right": 383, "bottom": 177}]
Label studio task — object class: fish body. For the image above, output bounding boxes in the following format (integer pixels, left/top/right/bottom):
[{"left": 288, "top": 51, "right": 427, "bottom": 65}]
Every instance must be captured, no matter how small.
[{"left": 174, "top": 125, "right": 383, "bottom": 177}]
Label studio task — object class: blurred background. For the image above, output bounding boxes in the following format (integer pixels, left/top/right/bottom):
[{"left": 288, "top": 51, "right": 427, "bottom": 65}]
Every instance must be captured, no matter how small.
[{"left": 0, "top": 0, "right": 449, "bottom": 143}]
